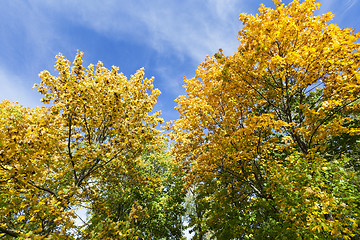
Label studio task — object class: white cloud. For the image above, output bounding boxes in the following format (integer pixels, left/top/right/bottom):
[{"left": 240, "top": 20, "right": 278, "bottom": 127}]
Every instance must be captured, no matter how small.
[
  {"left": 35, "top": 0, "right": 248, "bottom": 63},
  {"left": 344, "top": 0, "right": 358, "bottom": 11},
  {"left": 0, "top": 0, "right": 85, "bottom": 96}
]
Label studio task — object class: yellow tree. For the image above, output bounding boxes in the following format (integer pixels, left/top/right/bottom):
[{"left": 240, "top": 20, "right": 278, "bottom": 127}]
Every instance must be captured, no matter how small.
[
  {"left": 0, "top": 100, "right": 76, "bottom": 238},
  {"left": 171, "top": 0, "right": 360, "bottom": 239},
  {"left": 0, "top": 52, "right": 164, "bottom": 238}
]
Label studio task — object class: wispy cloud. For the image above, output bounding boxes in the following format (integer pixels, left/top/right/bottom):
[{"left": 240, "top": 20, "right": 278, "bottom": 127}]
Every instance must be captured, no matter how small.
[
  {"left": 2, "top": 0, "right": 358, "bottom": 113},
  {"left": 37, "top": 0, "right": 249, "bottom": 63},
  {"left": 344, "top": 0, "right": 358, "bottom": 11},
  {"left": 0, "top": 1, "right": 67, "bottom": 71}
]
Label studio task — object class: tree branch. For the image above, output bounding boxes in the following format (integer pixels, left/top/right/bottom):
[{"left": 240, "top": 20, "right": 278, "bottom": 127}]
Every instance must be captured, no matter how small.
[
  {"left": 0, "top": 227, "right": 19, "bottom": 238},
  {"left": 308, "top": 96, "right": 360, "bottom": 149},
  {"left": 67, "top": 114, "right": 78, "bottom": 185}
]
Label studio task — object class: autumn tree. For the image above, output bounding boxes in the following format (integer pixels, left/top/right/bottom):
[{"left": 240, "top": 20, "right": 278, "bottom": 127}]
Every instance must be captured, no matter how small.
[
  {"left": 171, "top": 0, "right": 360, "bottom": 239},
  {"left": 0, "top": 52, "right": 169, "bottom": 238}
]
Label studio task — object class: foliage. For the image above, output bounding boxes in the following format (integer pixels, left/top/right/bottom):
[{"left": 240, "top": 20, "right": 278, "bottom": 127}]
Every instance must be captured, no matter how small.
[
  {"left": 170, "top": 0, "right": 360, "bottom": 239},
  {"left": 0, "top": 100, "right": 76, "bottom": 239},
  {"left": 82, "top": 141, "right": 186, "bottom": 239},
  {"left": 0, "top": 52, "right": 178, "bottom": 239}
]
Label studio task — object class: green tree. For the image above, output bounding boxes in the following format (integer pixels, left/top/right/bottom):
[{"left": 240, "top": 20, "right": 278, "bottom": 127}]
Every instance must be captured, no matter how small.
[{"left": 82, "top": 141, "right": 186, "bottom": 239}]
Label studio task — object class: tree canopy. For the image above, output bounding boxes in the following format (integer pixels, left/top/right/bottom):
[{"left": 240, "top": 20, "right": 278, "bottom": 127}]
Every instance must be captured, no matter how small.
[
  {"left": 1, "top": 0, "right": 360, "bottom": 239},
  {"left": 0, "top": 52, "right": 185, "bottom": 239},
  {"left": 171, "top": 0, "right": 360, "bottom": 239}
]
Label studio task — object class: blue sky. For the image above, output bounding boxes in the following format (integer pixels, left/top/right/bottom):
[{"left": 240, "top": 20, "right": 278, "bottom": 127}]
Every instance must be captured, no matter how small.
[{"left": 0, "top": 0, "right": 359, "bottom": 124}]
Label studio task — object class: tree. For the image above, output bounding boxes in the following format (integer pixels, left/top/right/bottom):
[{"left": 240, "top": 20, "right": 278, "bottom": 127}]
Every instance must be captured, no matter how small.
[
  {"left": 170, "top": 0, "right": 360, "bottom": 239},
  {"left": 82, "top": 140, "right": 186, "bottom": 239},
  {"left": 0, "top": 52, "right": 166, "bottom": 238}
]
